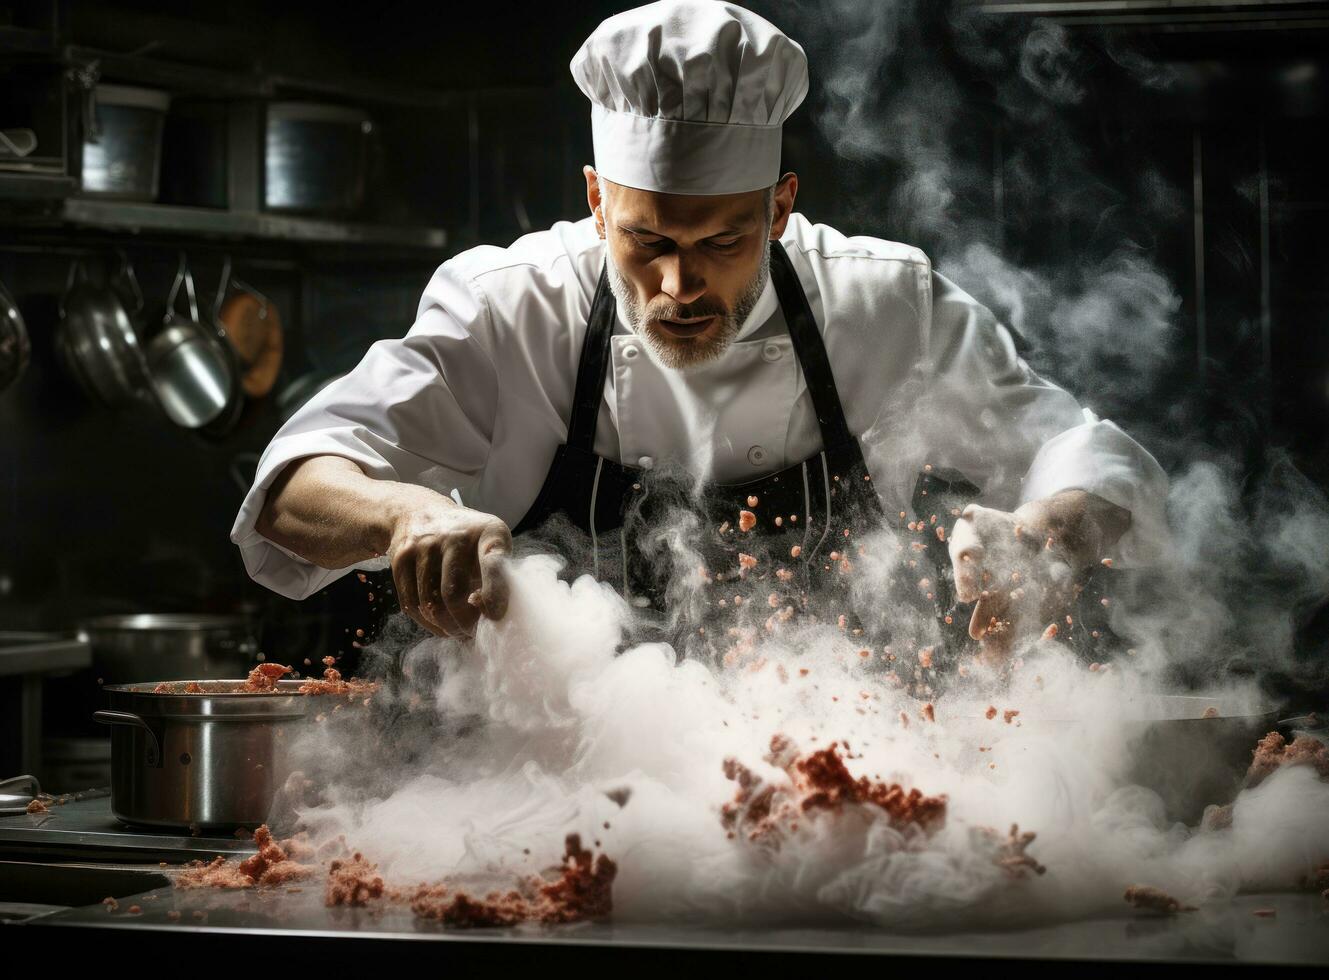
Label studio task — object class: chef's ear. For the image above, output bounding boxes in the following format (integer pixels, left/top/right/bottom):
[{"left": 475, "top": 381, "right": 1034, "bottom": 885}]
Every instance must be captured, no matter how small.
[
  {"left": 769, "top": 172, "right": 798, "bottom": 239},
  {"left": 584, "top": 166, "right": 606, "bottom": 237}
]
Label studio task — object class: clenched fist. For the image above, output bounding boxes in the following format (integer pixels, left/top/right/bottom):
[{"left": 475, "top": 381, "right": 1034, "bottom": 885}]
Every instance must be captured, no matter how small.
[
  {"left": 947, "top": 490, "right": 1130, "bottom": 660},
  {"left": 388, "top": 501, "right": 512, "bottom": 637}
]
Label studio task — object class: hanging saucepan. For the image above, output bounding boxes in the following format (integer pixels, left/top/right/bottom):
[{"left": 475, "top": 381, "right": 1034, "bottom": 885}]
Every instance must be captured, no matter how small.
[
  {"left": 142, "top": 253, "right": 236, "bottom": 430},
  {"left": 186, "top": 255, "right": 249, "bottom": 440},
  {"left": 215, "top": 255, "right": 283, "bottom": 400},
  {"left": 0, "top": 277, "right": 30, "bottom": 393},
  {"left": 54, "top": 254, "right": 151, "bottom": 407}
]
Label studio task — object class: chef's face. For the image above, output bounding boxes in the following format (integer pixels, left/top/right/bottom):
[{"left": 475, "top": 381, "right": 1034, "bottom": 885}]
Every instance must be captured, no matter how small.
[{"left": 586, "top": 168, "right": 798, "bottom": 370}]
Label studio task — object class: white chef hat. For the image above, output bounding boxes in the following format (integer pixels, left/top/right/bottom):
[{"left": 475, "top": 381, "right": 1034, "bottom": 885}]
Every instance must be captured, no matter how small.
[{"left": 571, "top": 0, "right": 808, "bottom": 196}]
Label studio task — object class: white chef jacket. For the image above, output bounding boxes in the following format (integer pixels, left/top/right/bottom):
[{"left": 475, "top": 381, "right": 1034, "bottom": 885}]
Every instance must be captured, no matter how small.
[{"left": 231, "top": 214, "right": 1168, "bottom": 601}]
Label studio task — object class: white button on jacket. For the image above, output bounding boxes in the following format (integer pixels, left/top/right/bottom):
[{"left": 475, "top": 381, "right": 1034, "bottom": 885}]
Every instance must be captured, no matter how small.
[{"left": 232, "top": 214, "right": 1168, "bottom": 600}]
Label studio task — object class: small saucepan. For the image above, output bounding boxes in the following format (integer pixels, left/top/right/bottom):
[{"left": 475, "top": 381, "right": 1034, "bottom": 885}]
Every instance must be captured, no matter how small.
[{"left": 143, "top": 252, "right": 238, "bottom": 431}]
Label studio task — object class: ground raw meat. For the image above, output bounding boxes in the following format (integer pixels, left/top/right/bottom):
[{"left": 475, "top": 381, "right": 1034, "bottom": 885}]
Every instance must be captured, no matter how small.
[
  {"left": 1201, "top": 803, "right": 1234, "bottom": 832},
  {"left": 298, "top": 664, "right": 379, "bottom": 698},
  {"left": 25, "top": 798, "right": 48, "bottom": 814},
  {"left": 326, "top": 853, "right": 385, "bottom": 907},
  {"left": 151, "top": 681, "right": 208, "bottom": 694},
  {"left": 175, "top": 856, "right": 256, "bottom": 890},
  {"left": 738, "top": 510, "right": 757, "bottom": 532},
  {"left": 410, "top": 834, "right": 617, "bottom": 927},
  {"left": 175, "top": 824, "right": 313, "bottom": 889},
  {"left": 243, "top": 663, "right": 293, "bottom": 692},
  {"left": 1246, "top": 732, "right": 1329, "bottom": 787},
  {"left": 721, "top": 736, "right": 947, "bottom": 847},
  {"left": 1124, "top": 884, "right": 1195, "bottom": 913}
]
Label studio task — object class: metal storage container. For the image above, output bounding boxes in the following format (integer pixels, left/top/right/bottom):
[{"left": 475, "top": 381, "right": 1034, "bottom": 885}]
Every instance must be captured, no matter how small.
[
  {"left": 264, "top": 101, "right": 372, "bottom": 216},
  {"left": 80, "top": 84, "right": 171, "bottom": 201}
]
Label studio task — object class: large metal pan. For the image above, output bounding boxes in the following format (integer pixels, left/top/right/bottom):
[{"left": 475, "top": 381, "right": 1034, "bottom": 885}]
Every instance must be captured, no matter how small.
[
  {"left": 54, "top": 255, "right": 150, "bottom": 406},
  {"left": 0, "top": 277, "right": 30, "bottom": 393},
  {"left": 94, "top": 679, "right": 316, "bottom": 829}
]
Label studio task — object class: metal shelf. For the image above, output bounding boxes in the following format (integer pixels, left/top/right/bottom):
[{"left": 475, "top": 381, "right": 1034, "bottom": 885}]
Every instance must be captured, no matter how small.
[
  {"left": 0, "top": 172, "right": 76, "bottom": 199},
  {"left": 9, "top": 198, "right": 448, "bottom": 251},
  {"left": 0, "top": 25, "right": 55, "bottom": 55},
  {"left": 62, "top": 45, "right": 468, "bottom": 109}
]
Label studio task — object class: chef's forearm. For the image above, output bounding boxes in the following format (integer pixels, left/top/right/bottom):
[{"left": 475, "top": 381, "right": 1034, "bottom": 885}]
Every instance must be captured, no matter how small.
[{"left": 255, "top": 455, "right": 454, "bottom": 569}]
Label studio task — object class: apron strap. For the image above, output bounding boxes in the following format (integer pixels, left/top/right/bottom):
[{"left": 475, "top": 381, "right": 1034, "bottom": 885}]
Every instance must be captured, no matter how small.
[
  {"left": 768, "top": 241, "right": 855, "bottom": 451},
  {"left": 569, "top": 246, "right": 861, "bottom": 459},
  {"left": 566, "top": 264, "right": 618, "bottom": 452}
]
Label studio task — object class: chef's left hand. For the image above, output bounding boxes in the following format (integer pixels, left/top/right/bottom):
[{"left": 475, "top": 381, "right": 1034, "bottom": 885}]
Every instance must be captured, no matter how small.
[{"left": 947, "top": 490, "right": 1130, "bottom": 660}]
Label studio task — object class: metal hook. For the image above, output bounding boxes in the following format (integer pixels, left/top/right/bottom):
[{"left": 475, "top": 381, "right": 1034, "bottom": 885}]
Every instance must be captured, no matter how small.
[
  {"left": 114, "top": 248, "right": 144, "bottom": 316},
  {"left": 58, "top": 259, "right": 86, "bottom": 319},
  {"left": 165, "top": 252, "right": 199, "bottom": 325},
  {"left": 213, "top": 254, "right": 232, "bottom": 335}
]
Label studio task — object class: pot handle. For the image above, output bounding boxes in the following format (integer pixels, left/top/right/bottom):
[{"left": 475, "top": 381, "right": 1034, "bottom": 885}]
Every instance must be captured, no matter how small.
[
  {"left": 0, "top": 773, "right": 40, "bottom": 797},
  {"left": 57, "top": 259, "right": 87, "bottom": 319},
  {"left": 113, "top": 248, "right": 145, "bottom": 317},
  {"left": 165, "top": 251, "right": 199, "bottom": 327},
  {"left": 94, "top": 709, "right": 163, "bottom": 768},
  {"left": 212, "top": 254, "right": 231, "bottom": 332}
]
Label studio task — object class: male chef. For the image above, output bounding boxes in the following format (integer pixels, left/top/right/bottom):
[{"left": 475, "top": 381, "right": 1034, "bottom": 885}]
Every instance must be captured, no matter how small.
[{"left": 231, "top": 0, "right": 1167, "bottom": 657}]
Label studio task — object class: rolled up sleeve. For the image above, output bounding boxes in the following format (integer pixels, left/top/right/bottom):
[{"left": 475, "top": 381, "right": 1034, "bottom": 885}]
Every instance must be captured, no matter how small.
[
  {"left": 923, "top": 271, "right": 1168, "bottom": 563},
  {"left": 230, "top": 265, "right": 499, "bottom": 599}
]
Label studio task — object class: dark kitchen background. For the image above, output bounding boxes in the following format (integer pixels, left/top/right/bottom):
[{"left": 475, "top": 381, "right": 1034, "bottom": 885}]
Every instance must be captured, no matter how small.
[{"left": 1, "top": 0, "right": 1327, "bottom": 786}]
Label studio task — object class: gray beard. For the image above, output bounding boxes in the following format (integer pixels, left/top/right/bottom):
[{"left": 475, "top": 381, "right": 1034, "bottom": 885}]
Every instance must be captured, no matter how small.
[{"left": 605, "top": 242, "right": 770, "bottom": 371}]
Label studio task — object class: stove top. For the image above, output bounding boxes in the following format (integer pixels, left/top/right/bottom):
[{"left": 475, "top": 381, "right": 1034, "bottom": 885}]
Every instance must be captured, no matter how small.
[{"left": 0, "top": 795, "right": 258, "bottom": 863}]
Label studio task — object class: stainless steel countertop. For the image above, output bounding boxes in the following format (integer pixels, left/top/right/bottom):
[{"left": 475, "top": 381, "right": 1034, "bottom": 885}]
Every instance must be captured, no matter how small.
[
  {"left": 22, "top": 886, "right": 1329, "bottom": 965},
  {"left": 0, "top": 794, "right": 257, "bottom": 862},
  {"left": 6, "top": 797, "right": 1327, "bottom": 965}
]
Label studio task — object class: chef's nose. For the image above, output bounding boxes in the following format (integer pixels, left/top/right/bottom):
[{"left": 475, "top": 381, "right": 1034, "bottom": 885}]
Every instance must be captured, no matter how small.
[{"left": 659, "top": 254, "right": 706, "bottom": 305}]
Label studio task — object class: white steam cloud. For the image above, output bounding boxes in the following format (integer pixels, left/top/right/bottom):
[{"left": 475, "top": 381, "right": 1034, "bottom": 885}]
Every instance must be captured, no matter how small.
[{"left": 288, "top": 555, "right": 1329, "bottom": 928}]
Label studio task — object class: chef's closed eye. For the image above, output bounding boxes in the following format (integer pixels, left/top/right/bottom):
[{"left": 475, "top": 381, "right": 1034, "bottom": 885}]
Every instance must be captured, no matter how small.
[{"left": 629, "top": 232, "right": 669, "bottom": 249}]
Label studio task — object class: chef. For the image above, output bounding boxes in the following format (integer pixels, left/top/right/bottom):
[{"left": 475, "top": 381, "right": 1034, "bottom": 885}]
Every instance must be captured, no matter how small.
[{"left": 231, "top": 0, "right": 1167, "bottom": 657}]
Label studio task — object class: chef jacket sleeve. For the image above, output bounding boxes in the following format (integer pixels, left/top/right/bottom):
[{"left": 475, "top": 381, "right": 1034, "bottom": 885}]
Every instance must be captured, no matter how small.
[
  {"left": 921, "top": 270, "right": 1168, "bottom": 564},
  {"left": 230, "top": 264, "right": 499, "bottom": 600}
]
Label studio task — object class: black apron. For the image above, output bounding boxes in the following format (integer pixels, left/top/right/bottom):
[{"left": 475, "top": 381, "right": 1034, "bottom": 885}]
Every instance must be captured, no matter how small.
[{"left": 511, "top": 242, "right": 980, "bottom": 662}]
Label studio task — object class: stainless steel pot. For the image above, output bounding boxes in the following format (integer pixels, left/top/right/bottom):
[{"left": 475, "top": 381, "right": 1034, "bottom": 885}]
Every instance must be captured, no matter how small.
[
  {"left": 79, "top": 613, "right": 259, "bottom": 684},
  {"left": 94, "top": 680, "right": 312, "bottom": 829},
  {"left": 264, "top": 102, "right": 372, "bottom": 216},
  {"left": 81, "top": 84, "right": 171, "bottom": 201}
]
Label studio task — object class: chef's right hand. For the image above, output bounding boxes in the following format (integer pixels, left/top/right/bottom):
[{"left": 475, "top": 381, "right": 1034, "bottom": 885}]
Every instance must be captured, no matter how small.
[{"left": 387, "top": 497, "right": 512, "bottom": 637}]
